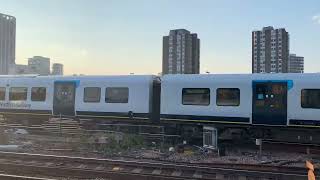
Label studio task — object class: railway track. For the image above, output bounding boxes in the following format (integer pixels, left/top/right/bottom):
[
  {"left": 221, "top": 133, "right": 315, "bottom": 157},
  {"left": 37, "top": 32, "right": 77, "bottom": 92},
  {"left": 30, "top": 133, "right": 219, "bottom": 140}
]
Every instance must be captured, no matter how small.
[
  {"left": 0, "top": 173, "right": 53, "bottom": 180},
  {"left": 0, "top": 151, "right": 311, "bottom": 180}
]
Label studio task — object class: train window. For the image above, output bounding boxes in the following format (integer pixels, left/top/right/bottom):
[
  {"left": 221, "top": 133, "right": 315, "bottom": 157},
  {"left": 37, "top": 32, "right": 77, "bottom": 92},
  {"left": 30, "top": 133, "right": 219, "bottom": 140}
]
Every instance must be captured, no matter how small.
[
  {"left": 105, "top": 87, "right": 129, "bottom": 103},
  {"left": 182, "top": 88, "right": 210, "bottom": 106},
  {"left": 0, "top": 87, "right": 5, "bottom": 101},
  {"left": 31, "top": 87, "right": 46, "bottom": 101},
  {"left": 9, "top": 87, "right": 27, "bottom": 101},
  {"left": 216, "top": 88, "right": 240, "bottom": 106},
  {"left": 84, "top": 87, "right": 101, "bottom": 102},
  {"left": 301, "top": 89, "right": 320, "bottom": 109}
]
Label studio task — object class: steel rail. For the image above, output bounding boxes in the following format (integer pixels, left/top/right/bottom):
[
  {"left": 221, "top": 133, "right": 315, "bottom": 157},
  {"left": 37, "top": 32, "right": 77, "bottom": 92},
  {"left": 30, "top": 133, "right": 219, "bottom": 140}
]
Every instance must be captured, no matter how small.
[{"left": 0, "top": 151, "right": 309, "bottom": 179}]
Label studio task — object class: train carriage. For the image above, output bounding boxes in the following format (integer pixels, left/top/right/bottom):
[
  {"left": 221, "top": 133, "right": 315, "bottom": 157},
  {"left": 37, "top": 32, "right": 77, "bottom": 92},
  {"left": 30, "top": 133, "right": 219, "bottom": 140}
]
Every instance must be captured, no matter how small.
[
  {"left": 0, "top": 75, "right": 157, "bottom": 125},
  {"left": 0, "top": 76, "right": 53, "bottom": 124},
  {"left": 160, "top": 73, "right": 320, "bottom": 144}
]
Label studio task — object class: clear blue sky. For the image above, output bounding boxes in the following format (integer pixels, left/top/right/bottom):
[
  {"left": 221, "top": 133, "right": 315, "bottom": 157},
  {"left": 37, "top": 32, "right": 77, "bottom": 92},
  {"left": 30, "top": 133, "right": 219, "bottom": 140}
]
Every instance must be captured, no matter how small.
[{"left": 1, "top": 0, "right": 319, "bottom": 75}]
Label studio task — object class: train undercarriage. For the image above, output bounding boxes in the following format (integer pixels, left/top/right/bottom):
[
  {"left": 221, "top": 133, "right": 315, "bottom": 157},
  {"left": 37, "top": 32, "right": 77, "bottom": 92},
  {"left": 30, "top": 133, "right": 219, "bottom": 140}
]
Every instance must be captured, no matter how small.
[{"left": 1, "top": 113, "right": 320, "bottom": 149}]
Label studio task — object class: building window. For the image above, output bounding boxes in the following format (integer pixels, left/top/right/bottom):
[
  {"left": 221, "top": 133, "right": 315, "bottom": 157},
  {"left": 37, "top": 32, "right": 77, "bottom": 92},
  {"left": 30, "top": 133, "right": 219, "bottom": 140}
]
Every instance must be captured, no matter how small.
[
  {"left": 216, "top": 88, "right": 240, "bottom": 106},
  {"left": 0, "top": 87, "right": 5, "bottom": 101},
  {"left": 182, "top": 88, "right": 210, "bottom": 106},
  {"left": 9, "top": 87, "right": 27, "bottom": 101},
  {"left": 301, "top": 89, "right": 320, "bottom": 109},
  {"left": 84, "top": 87, "right": 101, "bottom": 103},
  {"left": 31, "top": 87, "right": 46, "bottom": 101},
  {"left": 105, "top": 87, "right": 129, "bottom": 103}
]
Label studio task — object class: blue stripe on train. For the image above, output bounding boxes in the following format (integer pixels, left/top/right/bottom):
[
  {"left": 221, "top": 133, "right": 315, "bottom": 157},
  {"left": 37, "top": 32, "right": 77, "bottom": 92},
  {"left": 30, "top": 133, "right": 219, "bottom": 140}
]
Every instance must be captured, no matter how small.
[
  {"left": 252, "top": 80, "right": 293, "bottom": 90},
  {"left": 0, "top": 109, "right": 52, "bottom": 114},
  {"left": 290, "top": 119, "right": 320, "bottom": 127},
  {"left": 160, "top": 114, "right": 250, "bottom": 123},
  {"left": 76, "top": 111, "right": 150, "bottom": 119},
  {"left": 54, "top": 80, "right": 81, "bottom": 88}
]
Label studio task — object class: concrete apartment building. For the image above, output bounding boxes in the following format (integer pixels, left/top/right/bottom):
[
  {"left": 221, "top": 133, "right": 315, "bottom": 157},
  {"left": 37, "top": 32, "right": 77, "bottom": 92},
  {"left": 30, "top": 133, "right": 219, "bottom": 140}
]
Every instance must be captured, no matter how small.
[
  {"left": 28, "top": 56, "right": 50, "bottom": 75},
  {"left": 8, "top": 64, "right": 30, "bottom": 75},
  {"left": 9, "top": 59, "right": 64, "bottom": 75},
  {"left": 252, "top": 26, "right": 289, "bottom": 73},
  {"left": 288, "top": 54, "right": 304, "bottom": 73},
  {"left": 0, "top": 13, "right": 16, "bottom": 74},
  {"left": 162, "top": 29, "right": 200, "bottom": 75},
  {"left": 52, "top": 63, "right": 64, "bottom": 75}
]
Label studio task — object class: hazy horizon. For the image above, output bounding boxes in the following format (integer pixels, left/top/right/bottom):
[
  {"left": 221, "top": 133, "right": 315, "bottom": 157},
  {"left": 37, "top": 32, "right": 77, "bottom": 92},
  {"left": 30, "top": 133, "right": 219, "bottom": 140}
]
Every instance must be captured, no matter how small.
[{"left": 1, "top": 0, "right": 319, "bottom": 75}]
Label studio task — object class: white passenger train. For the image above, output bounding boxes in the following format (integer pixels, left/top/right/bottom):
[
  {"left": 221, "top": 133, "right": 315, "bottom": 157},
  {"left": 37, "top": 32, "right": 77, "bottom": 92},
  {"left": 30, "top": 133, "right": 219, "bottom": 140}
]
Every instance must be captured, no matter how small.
[
  {"left": 0, "top": 74, "right": 319, "bottom": 143},
  {"left": 161, "top": 73, "right": 320, "bottom": 128},
  {"left": 0, "top": 75, "right": 157, "bottom": 123}
]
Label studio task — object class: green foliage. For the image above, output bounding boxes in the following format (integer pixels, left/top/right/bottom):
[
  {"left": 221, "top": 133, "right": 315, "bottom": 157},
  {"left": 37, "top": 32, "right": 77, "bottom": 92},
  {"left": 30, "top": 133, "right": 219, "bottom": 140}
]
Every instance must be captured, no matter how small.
[
  {"left": 0, "top": 129, "right": 8, "bottom": 145},
  {"left": 0, "top": 133, "right": 8, "bottom": 144},
  {"left": 76, "top": 133, "right": 91, "bottom": 151},
  {"left": 101, "top": 134, "right": 145, "bottom": 155}
]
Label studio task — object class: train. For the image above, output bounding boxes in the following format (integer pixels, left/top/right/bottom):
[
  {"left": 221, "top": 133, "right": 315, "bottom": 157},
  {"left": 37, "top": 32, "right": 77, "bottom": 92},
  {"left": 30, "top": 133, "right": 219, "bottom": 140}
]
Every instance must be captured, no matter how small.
[{"left": 0, "top": 73, "right": 319, "bottom": 145}]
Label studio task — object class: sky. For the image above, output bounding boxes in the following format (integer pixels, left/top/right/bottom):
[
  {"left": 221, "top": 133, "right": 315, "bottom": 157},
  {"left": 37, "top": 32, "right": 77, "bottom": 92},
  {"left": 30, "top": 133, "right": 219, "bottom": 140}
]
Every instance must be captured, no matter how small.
[{"left": 1, "top": 0, "right": 319, "bottom": 75}]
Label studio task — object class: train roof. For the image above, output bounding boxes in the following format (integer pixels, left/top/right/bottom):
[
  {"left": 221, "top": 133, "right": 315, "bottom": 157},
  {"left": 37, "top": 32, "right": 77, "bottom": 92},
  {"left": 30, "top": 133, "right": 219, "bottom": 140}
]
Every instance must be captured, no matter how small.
[
  {"left": 0, "top": 75, "right": 157, "bottom": 84},
  {"left": 162, "top": 73, "right": 320, "bottom": 83},
  {"left": 1, "top": 73, "right": 319, "bottom": 82},
  {"left": 0, "top": 74, "right": 155, "bottom": 79}
]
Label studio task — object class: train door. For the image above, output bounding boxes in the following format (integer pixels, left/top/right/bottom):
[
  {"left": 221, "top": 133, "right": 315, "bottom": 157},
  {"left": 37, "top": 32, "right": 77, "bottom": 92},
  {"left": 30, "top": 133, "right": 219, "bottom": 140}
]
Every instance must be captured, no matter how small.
[
  {"left": 252, "top": 81, "right": 287, "bottom": 125},
  {"left": 53, "top": 81, "right": 76, "bottom": 116}
]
